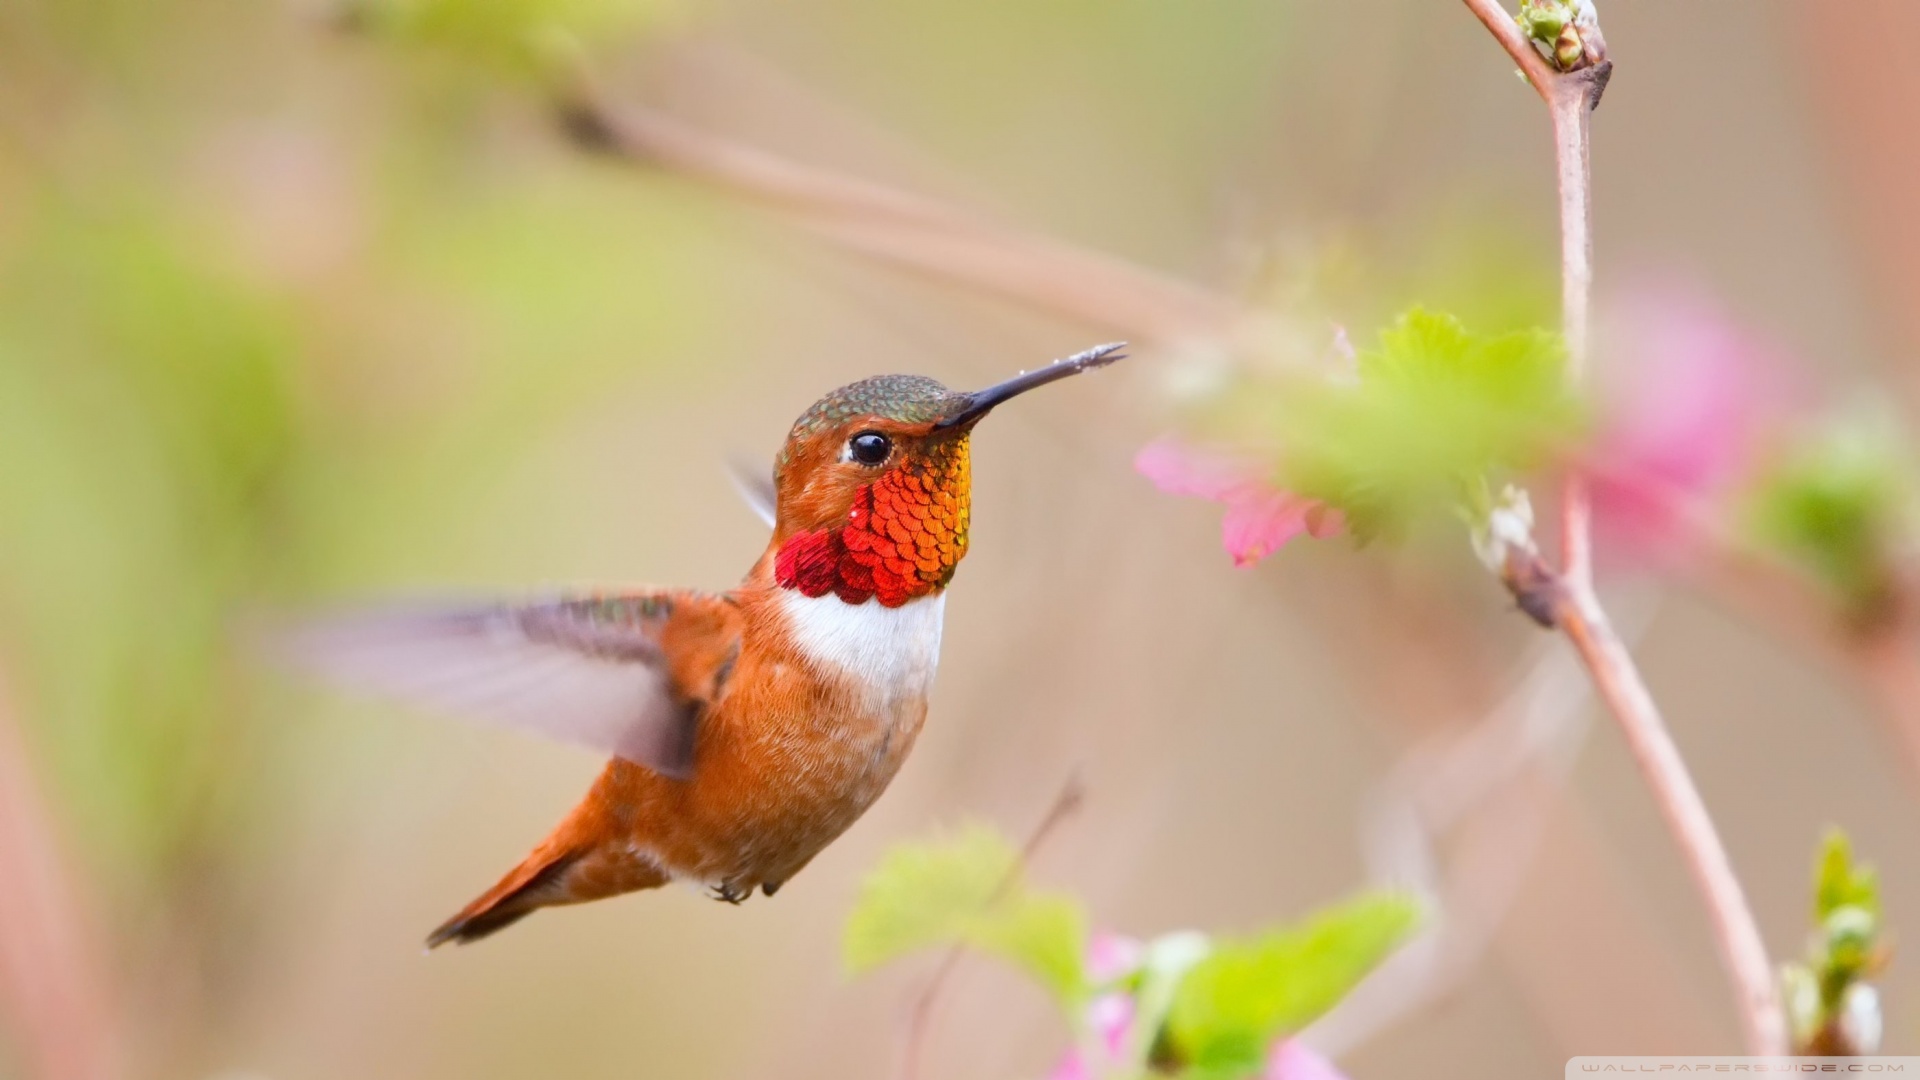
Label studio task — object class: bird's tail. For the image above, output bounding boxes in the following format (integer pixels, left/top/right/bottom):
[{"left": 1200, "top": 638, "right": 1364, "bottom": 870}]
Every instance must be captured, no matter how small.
[
  {"left": 426, "top": 839, "right": 587, "bottom": 948},
  {"left": 425, "top": 817, "right": 676, "bottom": 948}
]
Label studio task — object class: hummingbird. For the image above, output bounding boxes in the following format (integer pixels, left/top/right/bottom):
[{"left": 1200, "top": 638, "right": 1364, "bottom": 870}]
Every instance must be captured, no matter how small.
[{"left": 293, "top": 343, "right": 1126, "bottom": 947}]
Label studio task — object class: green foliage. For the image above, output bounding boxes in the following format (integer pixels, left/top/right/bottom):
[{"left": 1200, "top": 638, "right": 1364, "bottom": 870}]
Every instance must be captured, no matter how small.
[
  {"left": 1163, "top": 892, "right": 1419, "bottom": 1076},
  {"left": 1815, "top": 830, "right": 1879, "bottom": 924},
  {"left": 1274, "top": 307, "right": 1575, "bottom": 541},
  {"left": 1811, "top": 831, "right": 1881, "bottom": 981},
  {"left": 0, "top": 198, "right": 306, "bottom": 888},
  {"left": 843, "top": 826, "right": 1089, "bottom": 1005},
  {"left": 1514, "top": 0, "right": 1573, "bottom": 47},
  {"left": 1513, "top": 0, "right": 1595, "bottom": 72},
  {"left": 1784, "top": 830, "right": 1888, "bottom": 1054},
  {"left": 1748, "top": 415, "right": 1915, "bottom": 625},
  {"left": 351, "top": 0, "right": 675, "bottom": 76}
]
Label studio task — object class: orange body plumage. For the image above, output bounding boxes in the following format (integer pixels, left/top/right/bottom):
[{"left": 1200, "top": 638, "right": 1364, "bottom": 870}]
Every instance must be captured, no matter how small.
[{"left": 295, "top": 348, "right": 1123, "bottom": 945}]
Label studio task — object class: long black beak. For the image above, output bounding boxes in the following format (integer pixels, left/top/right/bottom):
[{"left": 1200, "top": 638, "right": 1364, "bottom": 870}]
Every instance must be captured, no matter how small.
[{"left": 932, "top": 342, "right": 1128, "bottom": 431}]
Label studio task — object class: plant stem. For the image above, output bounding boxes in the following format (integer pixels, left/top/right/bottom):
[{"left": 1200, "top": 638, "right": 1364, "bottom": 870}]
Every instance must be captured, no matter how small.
[
  {"left": 1553, "top": 591, "right": 1786, "bottom": 1054},
  {"left": 1550, "top": 77, "right": 1598, "bottom": 591},
  {"left": 899, "top": 773, "right": 1085, "bottom": 1080},
  {"left": 0, "top": 668, "right": 124, "bottom": 1080},
  {"left": 1461, "top": 0, "right": 1788, "bottom": 1055},
  {"left": 556, "top": 74, "right": 1238, "bottom": 345}
]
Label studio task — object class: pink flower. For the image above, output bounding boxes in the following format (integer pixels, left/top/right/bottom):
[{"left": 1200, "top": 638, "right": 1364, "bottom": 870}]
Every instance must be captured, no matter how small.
[
  {"left": 1044, "top": 993, "right": 1134, "bottom": 1080},
  {"left": 1136, "top": 437, "right": 1342, "bottom": 568},
  {"left": 1086, "top": 933, "right": 1144, "bottom": 985},
  {"left": 1088, "top": 993, "right": 1135, "bottom": 1057},
  {"left": 1264, "top": 1040, "right": 1347, "bottom": 1080},
  {"left": 1587, "top": 289, "right": 1786, "bottom": 558},
  {"left": 1045, "top": 1048, "right": 1092, "bottom": 1080}
]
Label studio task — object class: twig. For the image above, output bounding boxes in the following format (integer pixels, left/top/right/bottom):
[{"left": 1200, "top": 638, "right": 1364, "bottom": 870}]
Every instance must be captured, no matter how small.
[
  {"left": 1552, "top": 589, "right": 1784, "bottom": 1054},
  {"left": 1550, "top": 70, "right": 1602, "bottom": 592},
  {"left": 898, "top": 771, "right": 1086, "bottom": 1080},
  {"left": 556, "top": 75, "right": 1240, "bottom": 345},
  {"left": 0, "top": 667, "right": 124, "bottom": 1080},
  {"left": 1304, "top": 640, "right": 1600, "bottom": 1057},
  {"left": 1460, "top": 0, "right": 1561, "bottom": 101},
  {"left": 1461, "top": 0, "right": 1787, "bottom": 1055}
]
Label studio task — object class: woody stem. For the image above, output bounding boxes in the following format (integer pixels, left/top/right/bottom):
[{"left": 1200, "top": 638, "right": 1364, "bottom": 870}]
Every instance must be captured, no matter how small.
[{"left": 1461, "top": 0, "right": 1787, "bottom": 1055}]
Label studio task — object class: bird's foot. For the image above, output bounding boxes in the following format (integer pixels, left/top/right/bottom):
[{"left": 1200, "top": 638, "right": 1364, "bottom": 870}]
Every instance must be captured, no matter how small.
[{"left": 710, "top": 881, "right": 752, "bottom": 905}]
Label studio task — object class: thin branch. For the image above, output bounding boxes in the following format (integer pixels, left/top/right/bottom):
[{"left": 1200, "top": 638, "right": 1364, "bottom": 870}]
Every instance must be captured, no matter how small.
[
  {"left": 557, "top": 76, "right": 1241, "bottom": 345},
  {"left": 1461, "top": 0, "right": 1787, "bottom": 1055},
  {"left": 1551, "top": 72, "right": 1602, "bottom": 592},
  {"left": 1460, "top": 0, "right": 1561, "bottom": 101},
  {"left": 899, "top": 771, "right": 1086, "bottom": 1080},
  {"left": 1552, "top": 590, "right": 1786, "bottom": 1054},
  {"left": 0, "top": 667, "right": 124, "bottom": 1080},
  {"left": 1304, "top": 641, "right": 1599, "bottom": 1057}
]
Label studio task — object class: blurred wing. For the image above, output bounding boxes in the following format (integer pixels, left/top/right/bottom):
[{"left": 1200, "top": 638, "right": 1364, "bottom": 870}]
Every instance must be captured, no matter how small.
[
  {"left": 727, "top": 456, "right": 778, "bottom": 530},
  {"left": 283, "top": 592, "right": 731, "bottom": 778}
]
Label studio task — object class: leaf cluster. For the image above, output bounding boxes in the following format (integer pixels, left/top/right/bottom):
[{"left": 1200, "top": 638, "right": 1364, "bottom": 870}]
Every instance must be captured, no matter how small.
[
  {"left": 347, "top": 0, "right": 674, "bottom": 77},
  {"left": 1159, "top": 893, "right": 1420, "bottom": 1078},
  {"left": 1273, "top": 307, "right": 1575, "bottom": 541},
  {"left": 1783, "top": 830, "right": 1888, "bottom": 1054},
  {"left": 843, "top": 825, "right": 1088, "bottom": 1005},
  {"left": 843, "top": 829, "right": 1419, "bottom": 1080},
  {"left": 1748, "top": 416, "right": 1916, "bottom": 626}
]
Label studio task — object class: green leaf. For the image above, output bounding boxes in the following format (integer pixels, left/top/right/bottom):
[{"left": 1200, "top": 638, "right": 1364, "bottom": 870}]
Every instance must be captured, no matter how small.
[
  {"left": 843, "top": 826, "right": 1089, "bottom": 1005},
  {"left": 353, "top": 0, "right": 676, "bottom": 77},
  {"left": 1749, "top": 414, "right": 1915, "bottom": 625},
  {"left": 1272, "top": 307, "right": 1575, "bottom": 541},
  {"left": 1165, "top": 892, "right": 1420, "bottom": 1074},
  {"left": 1815, "top": 830, "right": 1880, "bottom": 922}
]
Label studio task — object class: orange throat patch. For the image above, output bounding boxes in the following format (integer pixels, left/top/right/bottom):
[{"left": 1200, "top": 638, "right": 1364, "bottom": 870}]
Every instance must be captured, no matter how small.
[{"left": 775, "top": 439, "right": 971, "bottom": 607}]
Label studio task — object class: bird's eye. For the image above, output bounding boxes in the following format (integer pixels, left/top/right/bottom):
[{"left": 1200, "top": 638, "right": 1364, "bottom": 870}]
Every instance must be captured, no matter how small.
[{"left": 849, "top": 431, "right": 892, "bottom": 466}]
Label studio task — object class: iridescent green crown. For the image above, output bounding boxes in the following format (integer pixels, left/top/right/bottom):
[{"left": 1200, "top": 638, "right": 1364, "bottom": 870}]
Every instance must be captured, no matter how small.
[{"left": 789, "top": 374, "right": 967, "bottom": 438}]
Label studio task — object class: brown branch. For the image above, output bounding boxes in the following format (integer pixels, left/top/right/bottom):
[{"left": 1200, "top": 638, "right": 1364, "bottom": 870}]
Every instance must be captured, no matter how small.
[
  {"left": 1461, "top": 0, "right": 1787, "bottom": 1055},
  {"left": 1550, "top": 70, "right": 1603, "bottom": 592},
  {"left": 1460, "top": 0, "right": 1561, "bottom": 101},
  {"left": 0, "top": 667, "right": 124, "bottom": 1080},
  {"left": 1690, "top": 534, "right": 1920, "bottom": 790},
  {"left": 557, "top": 79, "right": 1241, "bottom": 345},
  {"left": 898, "top": 771, "right": 1086, "bottom": 1080},
  {"left": 1551, "top": 589, "right": 1785, "bottom": 1054}
]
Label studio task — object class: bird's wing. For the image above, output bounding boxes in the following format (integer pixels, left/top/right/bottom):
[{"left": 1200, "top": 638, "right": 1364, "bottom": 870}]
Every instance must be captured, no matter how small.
[
  {"left": 727, "top": 457, "right": 778, "bottom": 530},
  {"left": 281, "top": 591, "right": 742, "bottom": 779}
]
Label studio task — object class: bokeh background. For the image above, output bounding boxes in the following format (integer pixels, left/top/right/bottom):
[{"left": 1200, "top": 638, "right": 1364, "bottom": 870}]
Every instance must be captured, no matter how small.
[{"left": 1, "top": 1, "right": 1917, "bottom": 1077}]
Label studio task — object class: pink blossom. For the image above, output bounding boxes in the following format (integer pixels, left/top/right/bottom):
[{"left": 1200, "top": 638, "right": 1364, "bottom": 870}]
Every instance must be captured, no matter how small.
[
  {"left": 1088, "top": 993, "right": 1135, "bottom": 1057},
  {"left": 1086, "top": 933, "right": 1144, "bottom": 985},
  {"left": 1136, "top": 437, "right": 1342, "bottom": 568},
  {"left": 1587, "top": 289, "right": 1786, "bottom": 558},
  {"left": 1045, "top": 1048, "right": 1093, "bottom": 1080},
  {"left": 1264, "top": 1040, "right": 1347, "bottom": 1080},
  {"left": 1044, "top": 993, "right": 1135, "bottom": 1080}
]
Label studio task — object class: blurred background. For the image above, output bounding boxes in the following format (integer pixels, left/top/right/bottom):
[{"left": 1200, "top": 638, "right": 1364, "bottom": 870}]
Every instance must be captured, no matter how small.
[{"left": 1, "top": 0, "right": 1917, "bottom": 1077}]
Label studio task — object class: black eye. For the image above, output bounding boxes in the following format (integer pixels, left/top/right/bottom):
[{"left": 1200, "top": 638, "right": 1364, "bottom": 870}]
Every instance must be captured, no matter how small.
[{"left": 849, "top": 431, "right": 892, "bottom": 466}]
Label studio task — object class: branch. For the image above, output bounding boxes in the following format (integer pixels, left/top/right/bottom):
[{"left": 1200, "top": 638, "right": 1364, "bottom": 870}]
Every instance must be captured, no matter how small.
[
  {"left": 1551, "top": 69, "right": 1603, "bottom": 592},
  {"left": 1461, "top": 0, "right": 1787, "bottom": 1055},
  {"left": 1551, "top": 589, "right": 1785, "bottom": 1054},
  {"left": 1304, "top": 642, "right": 1598, "bottom": 1057},
  {"left": 1460, "top": 0, "right": 1561, "bottom": 101},
  {"left": 557, "top": 76, "right": 1241, "bottom": 345},
  {"left": 898, "top": 772, "right": 1085, "bottom": 1080},
  {"left": 0, "top": 667, "right": 124, "bottom": 1080}
]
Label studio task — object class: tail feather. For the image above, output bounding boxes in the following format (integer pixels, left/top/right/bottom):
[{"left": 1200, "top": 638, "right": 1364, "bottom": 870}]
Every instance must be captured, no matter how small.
[{"left": 426, "top": 846, "right": 585, "bottom": 948}]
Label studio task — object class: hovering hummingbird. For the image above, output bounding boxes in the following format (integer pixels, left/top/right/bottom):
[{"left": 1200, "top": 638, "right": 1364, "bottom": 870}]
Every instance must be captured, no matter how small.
[{"left": 294, "top": 343, "right": 1126, "bottom": 946}]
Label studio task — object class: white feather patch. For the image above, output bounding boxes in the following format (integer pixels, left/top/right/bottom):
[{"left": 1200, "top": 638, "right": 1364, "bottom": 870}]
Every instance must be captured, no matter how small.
[{"left": 776, "top": 591, "right": 945, "bottom": 705}]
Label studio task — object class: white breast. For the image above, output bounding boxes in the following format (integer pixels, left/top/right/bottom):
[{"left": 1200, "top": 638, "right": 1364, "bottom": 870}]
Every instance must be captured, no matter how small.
[{"left": 777, "top": 591, "right": 946, "bottom": 704}]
